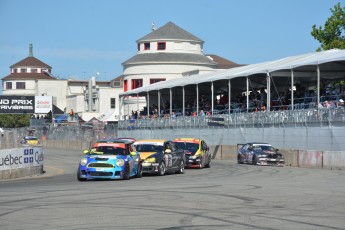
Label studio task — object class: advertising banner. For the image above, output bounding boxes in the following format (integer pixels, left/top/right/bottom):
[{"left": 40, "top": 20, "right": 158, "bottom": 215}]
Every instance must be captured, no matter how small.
[
  {"left": 0, "top": 147, "right": 44, "bottom": 170},
  {"left": 35, "top": 96, "right": 53, "bottom": 114},
  {"left": 0, "top": 96, "right": 52, "bottom": 114},
  {"left": 206, "top": 117, "right": 225, "bottom": 126},
  {"left": 0, "top": 95, "right": 35, "bottom": 114}
]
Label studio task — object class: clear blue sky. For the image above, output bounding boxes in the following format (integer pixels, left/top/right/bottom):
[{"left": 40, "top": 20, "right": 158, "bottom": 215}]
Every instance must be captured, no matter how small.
[{"left": 0, "top": 0, "right": 341, "bottom": 85}]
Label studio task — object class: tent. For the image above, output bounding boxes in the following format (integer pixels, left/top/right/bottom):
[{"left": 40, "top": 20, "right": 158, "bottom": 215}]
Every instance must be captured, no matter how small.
[{"left": 54, "top": 115, "right": 67, "bottom": 123}]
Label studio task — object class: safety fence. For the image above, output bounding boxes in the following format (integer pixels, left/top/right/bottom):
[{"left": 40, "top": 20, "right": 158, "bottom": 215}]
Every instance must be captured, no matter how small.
[{"left": 118, "top": 107, "right": 345, "bottom": 130}]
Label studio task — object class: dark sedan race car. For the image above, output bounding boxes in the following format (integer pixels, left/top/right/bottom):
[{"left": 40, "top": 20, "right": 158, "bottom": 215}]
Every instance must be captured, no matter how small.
[
  {"left": 237, "top": 142, "right": 284, "bottom": 166},
  {"left": 173, "top": 138, "right": 211, "bottom": 169},
  {"left": 77, "top": 139, "right": 142, "bottom": 181},
  {"left": 134, "top": 139, "right": 185, "bottom": 176}
]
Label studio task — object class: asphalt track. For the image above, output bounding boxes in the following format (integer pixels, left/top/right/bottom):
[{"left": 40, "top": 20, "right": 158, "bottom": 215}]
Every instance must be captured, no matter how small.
[{"left": 1, "top": 149, "right": 345, "bottom": 230}]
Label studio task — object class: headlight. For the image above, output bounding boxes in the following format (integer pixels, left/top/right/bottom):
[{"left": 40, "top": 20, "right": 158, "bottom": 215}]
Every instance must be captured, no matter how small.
[
  {"left": 144, "top": 157, "right": 156, "bottom": 163},
  {"left": 190, "top": 155, "right": 200, "bottom": 159},
  {"left": 80, "top": 158, "right": 88, "bottom": 166},
  {"left": 116, "top": 159, "right": 125, "bottom": 166}
]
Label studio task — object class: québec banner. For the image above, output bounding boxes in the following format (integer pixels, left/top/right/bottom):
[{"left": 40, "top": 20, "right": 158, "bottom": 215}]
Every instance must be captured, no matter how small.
[
  {"left": 0, "top": 96, "right": 52, "bottom": 114},
  {"left": 0, "top": 147, "right": 44, "bottom": 170}
]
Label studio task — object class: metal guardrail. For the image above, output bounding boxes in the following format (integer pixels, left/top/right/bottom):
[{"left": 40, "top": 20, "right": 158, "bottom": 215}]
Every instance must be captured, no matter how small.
[{"left": 118, "top": 108, "right": 345, "bottom": 130}]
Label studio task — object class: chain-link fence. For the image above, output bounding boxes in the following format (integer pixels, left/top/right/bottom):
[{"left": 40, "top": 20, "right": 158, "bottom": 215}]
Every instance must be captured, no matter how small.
[
  {"left": 118, "top": 107, "right": 345, "bottom": 130},
  {"left": 0, "top": 123, "right": 119, "bottom": 149}
]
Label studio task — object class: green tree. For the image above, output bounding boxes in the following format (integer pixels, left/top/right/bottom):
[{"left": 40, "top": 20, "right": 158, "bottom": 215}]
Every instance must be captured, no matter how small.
[
  {"left": 311, "top": 2, "right": 345, "bottom": 51},
  {"left": 0, "top": 114, "right": 30, "bottom": 128}
]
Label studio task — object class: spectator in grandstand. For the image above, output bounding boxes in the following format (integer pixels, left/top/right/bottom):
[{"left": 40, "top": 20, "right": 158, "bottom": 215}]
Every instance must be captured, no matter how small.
[
  {"left": 199, "top": 110, "right": 205, "bottom": 116},
  {"left": 337, "top": 99, "right": 344, "bottom": 107}
]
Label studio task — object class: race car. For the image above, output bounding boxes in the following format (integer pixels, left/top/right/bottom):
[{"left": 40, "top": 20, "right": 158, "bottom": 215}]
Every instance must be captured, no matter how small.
[
  {"left": 20, "top": 136, "right": 40, "bottom": 146},
  {"left": 134, "top": 139, "right": 185, "bottom": 176},
  {"left": 173, "top": 138, "right": 211, "bottom": 169},
  {"left": 237, "top": 142, "right": 284, "bottom": 166},
  {"left": 77, "top": 139, "right": 142, "bottom": 181}
]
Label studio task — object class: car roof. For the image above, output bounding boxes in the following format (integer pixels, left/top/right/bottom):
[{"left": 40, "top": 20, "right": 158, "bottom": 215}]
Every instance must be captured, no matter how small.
[
  {"left": 134, "top": 139, "right": 169, "bottom": 146},
  {"left": 96, "top": 139, "right": 133, "bottom": 144},
  {"left": 248, "top": 142, "right": 272, "bottom": 146},
  {"left": 173, "top": 138, "right": 202, "bottom": 143},
  {"left": 135, "top": 139, "right": 167, "bottom": 143}
]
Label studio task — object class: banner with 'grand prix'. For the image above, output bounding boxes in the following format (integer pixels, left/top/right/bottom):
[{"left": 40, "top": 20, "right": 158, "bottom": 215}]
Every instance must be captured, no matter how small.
[{"left": 0, "top": 96, "right": 52, "bottom": 114}]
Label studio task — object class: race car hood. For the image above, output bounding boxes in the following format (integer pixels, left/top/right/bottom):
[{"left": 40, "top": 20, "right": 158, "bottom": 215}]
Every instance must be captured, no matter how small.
[
  {"left": 86, "top": 154, "right": 125, "bottom": 160},
  {"left": 138, "top": 151, "right": 157, "bottom": 160}
]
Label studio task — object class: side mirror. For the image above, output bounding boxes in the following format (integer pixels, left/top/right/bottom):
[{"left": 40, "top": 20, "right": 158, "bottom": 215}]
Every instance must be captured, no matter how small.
[
  {"left": 130, "top": 151, "right": 137, "bottom": 156},
  {"left": 83, "top": 150, "right": 89, "bottom": 154},
  {"left": 275, "top": 148, "right": 279, "bottom": 152}
]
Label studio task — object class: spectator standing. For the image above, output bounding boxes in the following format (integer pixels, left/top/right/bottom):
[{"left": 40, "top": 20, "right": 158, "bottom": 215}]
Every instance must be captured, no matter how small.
[{"left": 337, "top": 99, "right": 344, "bottom": 107}]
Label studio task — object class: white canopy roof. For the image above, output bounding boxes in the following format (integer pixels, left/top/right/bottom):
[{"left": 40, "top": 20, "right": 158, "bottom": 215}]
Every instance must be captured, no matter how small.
[{"left": 120, "top": 49, "right": 345, "bottom": 96}]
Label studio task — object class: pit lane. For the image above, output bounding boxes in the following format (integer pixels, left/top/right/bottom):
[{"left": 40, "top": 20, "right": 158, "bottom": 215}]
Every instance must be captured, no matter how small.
[{"left": 0, "top": 149, "right": 344, "bottom": 230}]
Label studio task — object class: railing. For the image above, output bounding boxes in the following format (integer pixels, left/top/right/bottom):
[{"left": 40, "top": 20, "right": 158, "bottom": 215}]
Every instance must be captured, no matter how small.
[{"left": 118, "top": 107, "right": 345, "bottom": 130}]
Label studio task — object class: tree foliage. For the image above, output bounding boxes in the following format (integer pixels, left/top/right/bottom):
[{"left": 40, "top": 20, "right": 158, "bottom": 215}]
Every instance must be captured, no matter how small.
[
  {"left": 0, "top": 114, "right": 30, "bottom": 128},
  {"left": 311, "top": 2, "right": 345, "bottom": 51}
]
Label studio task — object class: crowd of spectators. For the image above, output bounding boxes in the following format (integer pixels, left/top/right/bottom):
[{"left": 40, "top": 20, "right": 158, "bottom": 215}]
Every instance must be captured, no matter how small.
[{"left": 129, "top": 81, "right": 345, "bottom": 119}]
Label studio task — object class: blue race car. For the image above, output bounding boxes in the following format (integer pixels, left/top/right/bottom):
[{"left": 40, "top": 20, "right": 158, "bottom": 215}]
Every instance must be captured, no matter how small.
[{"left": 77, "top": 139, "right": 142, "bottom": 181}]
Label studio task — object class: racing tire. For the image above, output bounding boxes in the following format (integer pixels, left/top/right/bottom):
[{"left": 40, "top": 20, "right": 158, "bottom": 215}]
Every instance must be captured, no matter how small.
[
  {"left": 176, "top": 160, "right": 185, "bottom": 174},
  {"left": 136, "top": 164, "right": 143, "bottom": 178},
  {"left": 158, "top": 161, "right": 166, "bottom": 176},
  {"left": 198, "top": 158, "right": 203, "bottom": 169},
  {"left": 252, "top": 156, "right": 258, "bottom": 165},
  {"left": 205, "top": 157, "right": 211, "bottom": 168},
  {"left": 77, "top": 166, "right": 86, "bottom": 181},
  {"left": 123, "top": 164, "right": 130, "bottom": 180},
  {"left": 237, "top": 155, "right": 243, "bottom": 164}
]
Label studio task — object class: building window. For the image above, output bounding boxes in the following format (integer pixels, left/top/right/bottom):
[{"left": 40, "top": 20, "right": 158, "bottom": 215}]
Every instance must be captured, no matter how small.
[
  {"left": 137, "top": 44, "right": 140, "bottom": 51},
  {"left": 31, "top": 68, "right": 37, "bottom": 73},
  {"left": 144, "top": 43, "right": 150, "bottom": 50},
  {"left": 124, "top": 80, "right": 128, "bottom": 92},
  {"left": 13, "top": 69, "right": 17, "bottom": 73},
  {"left": 131, "top": 79, "right": 143, "bottom": 89},
  {"left": 157, "top": 42, "right": 166, "bottom": 50},
  {"left": 6, "top": 82, "right": 12, "bottom": 89},
  {"left": 111, "top": 98, "right": 116, "bottom": 109},
  {"left": 150, "top": 78, "right": 166, "bottom": 84},
  {"left": 16, "top": 82, "right": 26, "bottom": 89},
  {"left": 21, "top": 68, "right": 27, "bottom": 73}
]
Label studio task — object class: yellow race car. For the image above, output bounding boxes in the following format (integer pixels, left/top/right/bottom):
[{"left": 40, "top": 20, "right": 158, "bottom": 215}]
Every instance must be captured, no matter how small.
[
  {"left": 20, "top": 136, "right": 40, "bottom": 146},
  {"left": 173, "top": 138, "right": 211, "bottom": 169}
]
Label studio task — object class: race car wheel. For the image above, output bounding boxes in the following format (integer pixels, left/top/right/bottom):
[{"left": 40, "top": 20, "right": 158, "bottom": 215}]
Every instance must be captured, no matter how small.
[
  {"left": 252, "top": 156, "right": 258, "bottom": 165},
  {"left": 158, "top": 161, "right": 166, "bottom": 176},
  {"left": 77, "top": 166, "right": 86, "bottom": 181},
  {"left": 136, "top": 164, "right": 143, "bottom": 178},
  {"left": 198, "top": 158, "right": 203, "bottom": 169},
  {"left": 237, "top": 155, "right": 243, "bottom": 164},
  {"left": 123, "top": 164, "right": 130, "bottom": 180},
  {"left": 205, "top": 157, "right": 211, "bottom": 168},
  {"left": 176, "top": 160, "right": 185, "bottom": 174}
]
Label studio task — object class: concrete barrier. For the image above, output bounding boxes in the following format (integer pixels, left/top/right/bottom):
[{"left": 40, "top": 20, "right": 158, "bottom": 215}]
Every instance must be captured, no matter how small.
[
  {"left": 298, "top": 150, "right": 323, "bottom": 169},
  {"left": 0, "top": 146, "right": 44, "bottom": 180}
]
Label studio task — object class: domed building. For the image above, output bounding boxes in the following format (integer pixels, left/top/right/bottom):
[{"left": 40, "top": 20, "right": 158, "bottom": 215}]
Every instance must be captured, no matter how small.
[{"left": 116, "top": 22, "right": 241, "bottom": 117}]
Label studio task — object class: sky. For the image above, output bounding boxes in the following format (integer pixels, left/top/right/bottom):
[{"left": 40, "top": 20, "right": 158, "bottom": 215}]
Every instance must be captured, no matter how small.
[{"left": 0, "top": 0, "right": 342, "bottom": 87}]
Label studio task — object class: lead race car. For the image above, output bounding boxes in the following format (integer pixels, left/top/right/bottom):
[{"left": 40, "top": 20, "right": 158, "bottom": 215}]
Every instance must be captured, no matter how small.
[
  {"left": 77, "top": 139, "right": 142, "bottom": 181},
  {"left": 237, "top": 142, "right": 285, "bottom": 166}
]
